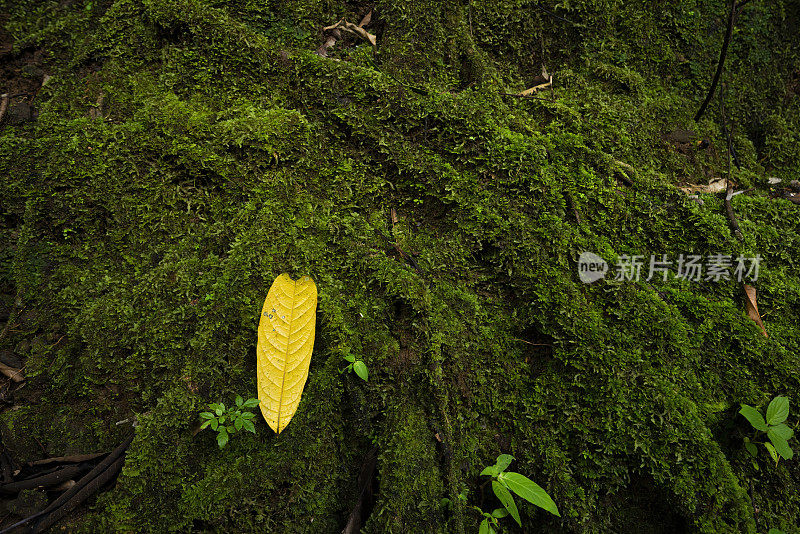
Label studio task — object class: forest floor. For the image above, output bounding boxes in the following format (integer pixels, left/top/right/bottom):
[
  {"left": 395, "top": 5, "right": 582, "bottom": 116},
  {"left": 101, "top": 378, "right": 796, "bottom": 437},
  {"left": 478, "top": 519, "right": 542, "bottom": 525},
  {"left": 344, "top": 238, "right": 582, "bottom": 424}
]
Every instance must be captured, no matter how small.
[{"left": 1, "top": 0, "right": 800, "bottom": 533}]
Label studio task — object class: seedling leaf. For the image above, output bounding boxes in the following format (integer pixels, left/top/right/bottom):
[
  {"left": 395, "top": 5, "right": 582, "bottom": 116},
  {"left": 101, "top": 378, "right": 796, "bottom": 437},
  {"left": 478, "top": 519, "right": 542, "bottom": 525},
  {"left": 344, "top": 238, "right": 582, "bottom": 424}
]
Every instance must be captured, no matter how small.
[
  {"left": 491, "top": 508, "right": 509, "bottom": 518},
  {"left": 494, "top": 454, "right": 514, "bottom": 473},
  {"left": 499, "top": 471, "right": 560, "bottom": 517},
  {"left": 770, "top": 423, "right": 794, "bottom": 441},
  {"left": 739, "top": 405, "right": 768, "bottom": 431},
  {"left": 767, "top": 428, "right": 794, "bottom": 460},
  {"left": 766, "top": 396, "right": 789, "bottom": 425},
  {"left": 492, "top": 481, "right": 521, "bottom": 526},
  {"left": 764, "top": 442, "right": 779, "bottom": 464},
  {"left": 480, "top": 466, "right": 499, "bottom": 477},
  {"left": 353, "top": 360, "right": 369, "bottom": 381},
  {"left": 479, "top": 519, "right": 490, "bottom": 534}
]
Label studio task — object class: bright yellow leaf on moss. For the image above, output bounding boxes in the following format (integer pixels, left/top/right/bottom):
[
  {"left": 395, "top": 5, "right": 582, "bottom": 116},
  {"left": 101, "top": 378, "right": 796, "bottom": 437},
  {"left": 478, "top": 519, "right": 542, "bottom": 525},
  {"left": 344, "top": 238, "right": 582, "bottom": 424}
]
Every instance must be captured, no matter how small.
[{"left": 257, "top": 274, "right": 317, "bottom": 434}]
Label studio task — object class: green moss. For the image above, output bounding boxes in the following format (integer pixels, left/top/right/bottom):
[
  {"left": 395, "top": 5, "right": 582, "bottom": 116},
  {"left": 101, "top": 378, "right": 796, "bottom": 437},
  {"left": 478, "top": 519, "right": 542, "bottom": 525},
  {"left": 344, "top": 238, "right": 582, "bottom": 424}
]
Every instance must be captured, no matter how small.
[{"left": 1, "top": 0, "right": 800, "bottom": 532}]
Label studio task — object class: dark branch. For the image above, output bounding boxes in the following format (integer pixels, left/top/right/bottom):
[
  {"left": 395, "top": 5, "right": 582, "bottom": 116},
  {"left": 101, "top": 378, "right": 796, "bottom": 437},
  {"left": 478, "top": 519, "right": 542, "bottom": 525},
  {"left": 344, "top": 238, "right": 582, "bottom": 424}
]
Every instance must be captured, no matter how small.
[{"left": 694, "top": 0, "right": 739, "bottom": 122}]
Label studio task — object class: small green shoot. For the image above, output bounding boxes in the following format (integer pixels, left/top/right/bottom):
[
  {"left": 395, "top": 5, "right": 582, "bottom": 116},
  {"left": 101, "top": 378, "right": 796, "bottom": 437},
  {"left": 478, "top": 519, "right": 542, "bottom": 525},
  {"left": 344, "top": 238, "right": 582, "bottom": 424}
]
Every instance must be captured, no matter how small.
[
  {"left": 199, "top": 395, "right": 260, "bottom": 448},
  {"left": 739, "top": 396, "right": 795, "bottom": 466},
  {"left": 472, "top": 454, "right": 560, "bottom": 533},
  {"left": 340, "top": 352, "right": 368, "bottom": 381}
]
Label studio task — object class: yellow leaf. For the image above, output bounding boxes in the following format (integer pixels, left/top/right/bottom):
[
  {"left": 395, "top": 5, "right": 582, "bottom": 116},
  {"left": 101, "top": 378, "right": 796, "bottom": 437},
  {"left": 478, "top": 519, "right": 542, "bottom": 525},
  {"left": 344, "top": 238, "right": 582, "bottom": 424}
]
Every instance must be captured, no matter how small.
[{"left": 257, "top": 274, "right": 317, "bottom": 434}]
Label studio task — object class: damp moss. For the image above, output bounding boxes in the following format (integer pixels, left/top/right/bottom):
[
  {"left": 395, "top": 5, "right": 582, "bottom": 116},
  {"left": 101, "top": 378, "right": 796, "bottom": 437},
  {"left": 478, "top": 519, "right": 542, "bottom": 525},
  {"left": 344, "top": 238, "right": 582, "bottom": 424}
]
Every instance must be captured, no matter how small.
[{"left": 1, "top": 0, "right": 800, "bottom": 532}]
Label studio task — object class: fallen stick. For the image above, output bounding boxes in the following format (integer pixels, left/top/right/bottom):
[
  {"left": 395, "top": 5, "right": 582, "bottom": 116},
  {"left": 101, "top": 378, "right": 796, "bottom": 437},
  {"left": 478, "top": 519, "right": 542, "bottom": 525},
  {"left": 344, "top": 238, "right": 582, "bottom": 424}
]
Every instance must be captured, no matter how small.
[
  {"left": 32, "top": 455, "right": 127, "bottom": 533},
  {"left": 0, "top": 362, "right": 23, "bottom": 383},
  {"left": 27, "top": 452, "right": 108, "bottom": 467},
  {"left": 0, "top": 94, "right": 8, "bottom": 124},
  {"left": 518, "top": 79, "right": 552, "bottom": 96},
  {"left": 0, "top": 465, "right": 85, "bottom": 494},
  {"left": 498, "top": 92, "right": 552, "bottom": 101},
  {"left": 0, "top": 435, "right": 133, "bottom": 534}
]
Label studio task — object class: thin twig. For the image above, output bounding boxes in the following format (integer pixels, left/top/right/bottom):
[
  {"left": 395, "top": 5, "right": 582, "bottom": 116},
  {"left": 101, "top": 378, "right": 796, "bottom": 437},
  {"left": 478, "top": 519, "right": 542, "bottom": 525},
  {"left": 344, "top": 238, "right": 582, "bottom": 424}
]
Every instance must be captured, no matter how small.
[
  {"left": 498, "top": 92, "right": 552, "bottom": 101},
  {"left": 694, "top": 0, "right": 738, "bottom": 122},
  {"left": 512, "top": 337, "right": 552, "bottom": 346},
  {"left": 32, "top": 436, "right": 47, "bottom": 456},
  {"left": 720, "top": 96, "right": 742, "bottom": 170},
  {"left": 532, "top": 5, "right": 582, "bottom": 27},
  {"left": 720, "top": 84, "right": 743, "bottom": 240}
]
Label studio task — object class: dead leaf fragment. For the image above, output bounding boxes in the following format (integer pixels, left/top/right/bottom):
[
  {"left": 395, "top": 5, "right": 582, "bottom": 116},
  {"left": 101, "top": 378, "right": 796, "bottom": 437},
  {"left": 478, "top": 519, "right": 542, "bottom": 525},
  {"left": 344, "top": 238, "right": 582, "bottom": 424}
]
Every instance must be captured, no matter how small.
[
  {"left": 358, "top": 10, "right": 372, "bottom": 28},
  {"left": 678, "top": 177, "right": 727, "bottom": 195},
  {"left": 743, "top": 284, "right": 768, "bottom": 337}
]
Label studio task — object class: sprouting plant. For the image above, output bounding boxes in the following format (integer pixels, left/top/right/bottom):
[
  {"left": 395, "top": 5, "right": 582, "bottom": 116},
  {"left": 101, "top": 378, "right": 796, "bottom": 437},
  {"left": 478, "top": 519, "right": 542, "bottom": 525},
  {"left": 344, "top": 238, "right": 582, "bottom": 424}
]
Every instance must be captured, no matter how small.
[
  {"left": 739, "top": 396, "right": 795, "bottom": 465},
  {"left": 199, "top": 395, "right": 260, "bottom": 448},
  {"left": 473, "top": 454, "right": 560, "bottom": 533},
  {"left": 340, "top": 352, "right": 368, "bottom": 381}
]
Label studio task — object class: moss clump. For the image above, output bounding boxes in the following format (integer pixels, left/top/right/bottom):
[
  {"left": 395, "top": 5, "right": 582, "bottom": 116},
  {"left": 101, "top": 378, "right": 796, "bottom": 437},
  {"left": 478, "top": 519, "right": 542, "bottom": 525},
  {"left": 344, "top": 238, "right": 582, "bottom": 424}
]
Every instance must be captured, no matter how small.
[{"left": 1, "top": 0, "right": 800, "bottom": 532}]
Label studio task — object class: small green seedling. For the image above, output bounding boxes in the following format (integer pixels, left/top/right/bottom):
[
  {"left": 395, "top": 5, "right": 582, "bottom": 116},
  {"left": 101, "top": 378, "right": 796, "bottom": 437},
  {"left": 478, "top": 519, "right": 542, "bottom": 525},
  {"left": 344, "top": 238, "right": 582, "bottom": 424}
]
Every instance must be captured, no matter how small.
[
  {"left": 739, "top": 396, "right": 795, "bottom": 465},
  {"left": 340, "top": 353, "right": 368, "bottom": 381},
  {"left": 475, "top": 454, "right": 560, "bottom": 533},
  {"left": 200, "top": 395, "right": 260, "bottom": 448}
]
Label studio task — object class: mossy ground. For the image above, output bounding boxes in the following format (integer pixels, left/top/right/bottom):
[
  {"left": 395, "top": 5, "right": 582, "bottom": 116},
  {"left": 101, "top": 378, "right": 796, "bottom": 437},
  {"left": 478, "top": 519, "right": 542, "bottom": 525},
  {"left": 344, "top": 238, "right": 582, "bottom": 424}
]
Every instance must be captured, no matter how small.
[{"left": 1, "top": 0, "right": 799, "bottom": 532}]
